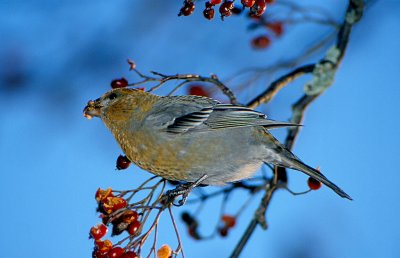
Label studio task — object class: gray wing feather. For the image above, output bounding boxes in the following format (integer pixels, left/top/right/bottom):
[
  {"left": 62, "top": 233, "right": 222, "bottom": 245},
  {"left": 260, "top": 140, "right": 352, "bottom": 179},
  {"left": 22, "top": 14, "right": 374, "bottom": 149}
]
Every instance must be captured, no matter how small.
[
  {"left": 145, "top": 98, "right": 299, "bottom": 134},
  {"left": 203, "top": 104, "right": 299, "bottom": 130},
  {"left": 144, "top": 96, "right": 218, "bottom": 133}
]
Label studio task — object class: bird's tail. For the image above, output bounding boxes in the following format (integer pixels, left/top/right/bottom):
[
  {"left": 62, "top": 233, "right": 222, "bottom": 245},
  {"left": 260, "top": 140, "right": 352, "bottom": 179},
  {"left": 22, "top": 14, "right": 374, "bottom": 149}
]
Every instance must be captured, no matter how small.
[{"left": 280, "top": 153, "right": 352, "bottom": 200}]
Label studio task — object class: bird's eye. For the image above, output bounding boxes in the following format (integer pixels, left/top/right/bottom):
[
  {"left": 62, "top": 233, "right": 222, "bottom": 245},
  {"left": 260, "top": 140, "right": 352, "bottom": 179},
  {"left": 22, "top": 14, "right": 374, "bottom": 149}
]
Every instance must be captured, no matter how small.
[{"left": 108, "top": 93, "right": 117, "bottom": 100}]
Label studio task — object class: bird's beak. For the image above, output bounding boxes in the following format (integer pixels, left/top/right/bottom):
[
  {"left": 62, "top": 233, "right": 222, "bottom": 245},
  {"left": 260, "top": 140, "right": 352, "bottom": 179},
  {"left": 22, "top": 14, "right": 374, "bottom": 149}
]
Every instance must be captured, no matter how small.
[{"left": 83, "top": 99, "right": 102, "bottom": 119}]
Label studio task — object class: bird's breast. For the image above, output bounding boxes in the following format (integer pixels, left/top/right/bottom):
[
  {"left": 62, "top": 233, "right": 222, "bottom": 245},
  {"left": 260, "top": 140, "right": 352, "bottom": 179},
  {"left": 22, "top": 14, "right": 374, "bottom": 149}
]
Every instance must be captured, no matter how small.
[{"left": 116, "top": 127, "right": 265, "bottom": 183}]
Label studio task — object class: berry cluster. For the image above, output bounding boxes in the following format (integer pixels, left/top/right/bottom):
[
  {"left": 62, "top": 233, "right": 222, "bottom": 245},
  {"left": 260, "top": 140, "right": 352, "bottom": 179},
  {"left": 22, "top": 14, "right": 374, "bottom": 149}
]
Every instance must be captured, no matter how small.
[
  {"left": 179, "top": 0, "right": 274, "bottom": 20},
  {"left": 90, "top": 188, "right": 141, "bottom": 258}
]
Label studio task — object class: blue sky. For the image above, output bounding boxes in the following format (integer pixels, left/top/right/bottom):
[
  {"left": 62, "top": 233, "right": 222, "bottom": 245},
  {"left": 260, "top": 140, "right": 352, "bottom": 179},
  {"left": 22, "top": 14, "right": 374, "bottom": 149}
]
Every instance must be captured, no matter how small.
[{"left": 1, "top": 1, "right": 399, "bottom": 257}]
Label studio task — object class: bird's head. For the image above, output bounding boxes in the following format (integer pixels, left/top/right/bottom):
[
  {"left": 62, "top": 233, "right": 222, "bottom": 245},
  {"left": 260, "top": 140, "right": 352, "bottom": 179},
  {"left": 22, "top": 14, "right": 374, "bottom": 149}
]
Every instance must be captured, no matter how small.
[{"left": 83, "top": 88, "right": 159, "bottom": 126}]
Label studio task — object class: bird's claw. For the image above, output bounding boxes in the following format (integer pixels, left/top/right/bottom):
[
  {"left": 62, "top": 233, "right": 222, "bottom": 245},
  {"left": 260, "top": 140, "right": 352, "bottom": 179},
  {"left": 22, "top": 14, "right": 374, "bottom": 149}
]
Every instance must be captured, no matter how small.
[{"left": 161, "top": 175, "right": 208, "bottom": 207}]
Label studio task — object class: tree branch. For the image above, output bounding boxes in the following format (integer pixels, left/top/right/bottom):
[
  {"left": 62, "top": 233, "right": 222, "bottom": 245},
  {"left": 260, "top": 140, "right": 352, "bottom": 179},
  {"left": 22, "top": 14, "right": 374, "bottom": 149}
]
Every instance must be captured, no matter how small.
[{"left": 230, "top": 1, "right": 364, "bottom": 257}]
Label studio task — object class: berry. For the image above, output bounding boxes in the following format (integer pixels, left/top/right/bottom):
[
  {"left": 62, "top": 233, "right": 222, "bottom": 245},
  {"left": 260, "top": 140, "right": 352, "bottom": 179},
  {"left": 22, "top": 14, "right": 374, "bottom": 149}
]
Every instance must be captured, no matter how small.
[
  {"left": 241, "top": 0, "right": 255, "bottom": 7},
  {"left": 250, "top": 0, "right": 266, "bottom": 16},
  {"left": 203, "top": 8, "right": 215, "bottom": 20},
  {"left": 120, "top": 251, "right": 138, "bottom": 258},
  {"left": 188, "top": 226, "right": 201, "bottom": 240},
  {"left": 95, "top": 240, "right": 113, "bottom": 254},
  {"left": 221, "top": 215, "right": 236, "bottom": 228},
  {"left": 93, "top": 249, "right": 108, "bottom": 258},
  {"left": 251, "top": 35, "right": 271, "bottom": 49},
  {"left": 90, "top": 224, "right": 108, "bottom": 240},
  {"left": 188, "top": 85, "right": 210, "bottom": 97},
  {"left": 95, "top": 188, "right": 114, "bottom": 203},
  {"left": 108, "top": 247, "right": 125, "bottom": 258},
  {"left": 116, "top": 155, "right": 131, "bottom": 170},
  {"left": 219, "top": 1, "right": 234, "bottom": 18},
  {"left": 100, "top": 197, "right": 127, "bottom": 214},
  {"left": 112, "top": 221, "right": 130, "bottom": 236},
  {"left": 121, "top": 210, "right": 139, "bottom": 224},
  {"left": 219, "top": 226, "right": 229, "bottom": 237},
  {"left": 179, "top": 1, "right": 195, "bottom": 16},
  {"left": 111, "top": 78, "right": 128, "bottom": 89},
  {"left": 210, "top": 0, "right": 222, "bottom": 4},
  {"left": 308, "top": 177, "right": 322, "bottom": 190},
  {"left": 266, "top": 22, "right": 283, "bottom": 37},
  {"left": 157, "top": 244, "right": 172, "bottom": 258},
  {"left": 128, "top": 220, "right": 141, "bottom": 235}
]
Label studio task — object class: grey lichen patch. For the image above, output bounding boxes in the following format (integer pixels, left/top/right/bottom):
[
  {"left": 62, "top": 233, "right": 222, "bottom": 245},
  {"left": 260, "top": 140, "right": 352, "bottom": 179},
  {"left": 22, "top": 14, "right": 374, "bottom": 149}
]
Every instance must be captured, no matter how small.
[
  {"left": 346, "top": 9, "right": 358, "bottom": 24},
  {"left": 304, "top": 46, "right": 340, "bottom": 96}
]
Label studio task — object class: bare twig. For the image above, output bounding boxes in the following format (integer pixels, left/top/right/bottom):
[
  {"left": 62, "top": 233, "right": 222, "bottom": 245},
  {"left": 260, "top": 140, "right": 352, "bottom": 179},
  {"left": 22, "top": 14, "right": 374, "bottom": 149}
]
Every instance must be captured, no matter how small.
[
  {"left": 127, "top": 64, "right": 239, "bottom": 105},
  {"left": 246, "top": 64, "right": 315, "bottom": 109}
]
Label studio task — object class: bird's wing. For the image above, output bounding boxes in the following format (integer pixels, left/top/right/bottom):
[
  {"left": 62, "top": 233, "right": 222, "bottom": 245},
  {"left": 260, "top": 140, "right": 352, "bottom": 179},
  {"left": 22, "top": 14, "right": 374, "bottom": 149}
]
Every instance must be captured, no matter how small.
[
  {"left": 145, "top": 97, "right": 298, "bottom": 134},
  {"left": 203, "top": 104, "right": 298, "bottom": 130},
  {"left": 144, "top": 96, "right": 219, "bottom": 133}
]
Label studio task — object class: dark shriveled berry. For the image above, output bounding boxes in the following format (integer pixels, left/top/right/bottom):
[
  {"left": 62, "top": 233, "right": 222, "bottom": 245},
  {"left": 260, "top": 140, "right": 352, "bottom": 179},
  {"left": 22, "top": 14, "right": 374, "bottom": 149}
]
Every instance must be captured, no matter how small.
[
  {"left": 203, "top": 8, "right": 215, "bottom": 20},
  {"left": 179, "top": 1, "right": 195, "bottom": 16},
  {"left": 219, "top": 1, "right": 234, "bottom": 19}
]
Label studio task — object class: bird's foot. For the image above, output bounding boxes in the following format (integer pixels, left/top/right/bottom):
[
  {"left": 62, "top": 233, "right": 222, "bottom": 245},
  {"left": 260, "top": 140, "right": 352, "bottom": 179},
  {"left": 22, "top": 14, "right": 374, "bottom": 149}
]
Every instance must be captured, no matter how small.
[{"left": 162, "top": 175, "right": 208, "bottom": 207}]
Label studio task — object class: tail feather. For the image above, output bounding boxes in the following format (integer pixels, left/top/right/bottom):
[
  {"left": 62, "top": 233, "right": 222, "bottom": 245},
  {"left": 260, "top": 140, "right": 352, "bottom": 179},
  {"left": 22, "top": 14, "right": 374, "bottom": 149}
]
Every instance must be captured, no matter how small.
[{"left": 282, "top": 155, "right": 352, "bottom": 200}]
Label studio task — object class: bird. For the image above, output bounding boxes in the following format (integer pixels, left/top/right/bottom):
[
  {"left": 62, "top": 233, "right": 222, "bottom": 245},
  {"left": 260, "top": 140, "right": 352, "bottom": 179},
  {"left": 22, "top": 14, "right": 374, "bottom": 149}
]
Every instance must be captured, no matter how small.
[{"left": 83, "top": 88, "right": 351, "bottom": 201}]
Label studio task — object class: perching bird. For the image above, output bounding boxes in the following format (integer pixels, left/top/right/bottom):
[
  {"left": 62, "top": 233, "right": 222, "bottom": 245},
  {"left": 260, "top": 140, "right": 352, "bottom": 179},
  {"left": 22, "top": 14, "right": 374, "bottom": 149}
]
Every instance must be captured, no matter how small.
[{"left": 83, "top": 88, "right": 351, "bottom": 200}]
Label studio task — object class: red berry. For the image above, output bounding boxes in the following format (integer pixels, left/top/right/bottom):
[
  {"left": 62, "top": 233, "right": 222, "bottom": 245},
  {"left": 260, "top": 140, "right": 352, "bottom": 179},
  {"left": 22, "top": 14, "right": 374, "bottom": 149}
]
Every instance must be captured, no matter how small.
[
  {"left": 251, "top": 35, "right": 271, "bottom": 49},
  {"left": 101, "top": 197, "right": 127, "bottom": 214},
  {"left": 266, "top": 22, "right": 283, "bottom": 37},
  {"left": 93, "top": 249, "right": 108, "bottom": 258},
  {"left": 179, "top": 1, "right": 195, "bottom": 16},
  {"left": 90, "top": 224, "right": 108, "bottom": 240},
  {"left": 250, "top": 0, "right": 266, "bottom": 16},
  {"left": 188, "top": 85, "right": 210, "bottom": 97},
  {"left": 108, "top": 247, "right": 125, "bottom": 258},
  {"left": 95, "top": 188, "right": 114, "bottom": 203},
  {"left": 203, "top": 8, "right": 215, "bottom": 20},
  {"left": 121, "top": 210, "right": 139, "bottom": 224},
  {"left": 221, "top": 215, "right": 236, "bottom": 228},
  {"left": 188, "top": 226, "right": 201, "bottom": 240},
  {"left": 210, "top": 0, "right": 222, "bottom": 4},
  {"left": 120, "top": 251, "right": 138, "bottom": 258},
  {"left": 219, "top": 1, "right": 234, "bottom": 18},
  {"left": 95, "top": 240, "right": 113, "bottom": 254},
  {"left": 128, "top": 220, "right": 141, "bottom": 235},
  {"left": 111, "top": 78, "right": 128, "bottom": 89},
  {"left": 241, "top": 0, "right": 255, "bottom": 7},
  {"left": 116, "top": 155, "right": 130, "bottom": 170},
  {"left": 307, "top": 177, "right": 322, "bottom": 190}
]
